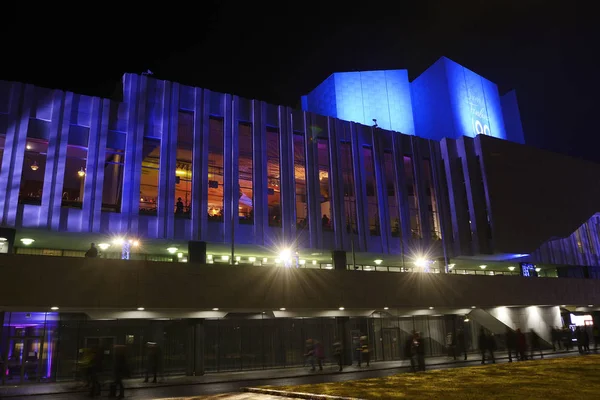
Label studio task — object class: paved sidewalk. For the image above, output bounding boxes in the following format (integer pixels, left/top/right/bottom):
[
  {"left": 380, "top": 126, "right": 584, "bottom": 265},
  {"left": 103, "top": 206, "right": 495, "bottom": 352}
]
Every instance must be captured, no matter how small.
[{"left": 0, "top": 349, "right": 579, "bottom": 398}]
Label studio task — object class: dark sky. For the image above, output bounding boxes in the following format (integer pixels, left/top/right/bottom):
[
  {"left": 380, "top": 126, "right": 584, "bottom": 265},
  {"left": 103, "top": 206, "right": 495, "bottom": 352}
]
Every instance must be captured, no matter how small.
[{"left": 1, "top": 1, "right": 596, "bottom": 161}]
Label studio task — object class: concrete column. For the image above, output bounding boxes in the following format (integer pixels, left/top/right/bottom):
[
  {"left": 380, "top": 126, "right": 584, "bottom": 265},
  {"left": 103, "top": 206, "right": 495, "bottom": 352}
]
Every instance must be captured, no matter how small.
[
  {"left": 327, "top": 118, "right": 345, "bottom": 249},
  {"left": 186, "top": 319, "right": 205, "bottom": 376},
  {"left": 410, "top": 137, "right": 430, "bottom": 244},
  {"left": 222, "top": 94, "right": 237, "bottom": 248},
  {"left": 279, "top": 106, "right": 295, "bottom": 244},
  {"left": 372, "top": 128, "right": 389, "bottom": 252},
  {"left": 332, "top": 250, "right": 347, "bottom": 271},
  {"left": 392, "top": 134, "right": 411, "bottom": 256},
  {"left": 192, "top": 89, "right": 209, "bottom": 241},
  {"left": 249, "top": 102, "right": 267, "bottom": 245},
  {"left": 352, "top": 124, "right": 368, "bottom": 252},
  {"left": 121, "top": 74, "right": 147, "bottom": 235},
  {"left": 157, "top": 81, "right": 179, "bottom": 239},
  {"left": 45, "top": 90, "right": 70, "bottom": 231},
  {"left": 82, "top": 97, "right": 109, "bottom": 232},
  {"left": 188, "top": 241, "right": 207, "bottom": 264},
  {"left": 304, "top": 113, "right": 321, "bottom": 249},
  {"left": 2, "top": 84, "right": 33, "bottom": 226}
]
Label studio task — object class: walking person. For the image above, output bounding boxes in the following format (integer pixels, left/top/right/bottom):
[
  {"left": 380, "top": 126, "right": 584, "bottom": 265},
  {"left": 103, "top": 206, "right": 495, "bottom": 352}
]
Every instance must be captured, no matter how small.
[
  {"left": 88, "top": 345, "right": 104, "bottom": 397},
  {"left": 360, "top": 336, "right": 370, "bottom": 367},
  {"left": 111, "top": 345, "right": 129, "bottom": 399},
  {"left": 516, "top": 329, "right": 527, "bottom": 361},
  {"left": 446, "top": 332, "right": 456, "bottom": 360},
  {"left": 314, "top": 340, "right": 325, "bottom": 371},
  {"left": 478, "top": 328, "right": 488, "bottom": 364},
  {"left": 456, "top": 328, "right": 468, "bottom": 361},
  {"left": 593, "top": 325, "right": 600, "bottom": 352},
  {"left": 486, "top": 333, "right": 496, "bottom": 364},
  {"left": 530, "top": 330, "right": 543, "bottom": 359},
  {"left": 144, "top": 342, "right": 159, "bottom": 383},
  {"left": 405, "top": 334, "right": 418, "bottom": 372},
  {"left": 304, "top": 339, "right": 315, "bottom": 371},
  {"left": 414, "top": 332, "right": 426, "bottom": 371},
  {"left": 506, "top": 327, "right": 517, "bottom": 362},
  {"left": 333, "top": 337, "right": 343, "bottom": 372}
]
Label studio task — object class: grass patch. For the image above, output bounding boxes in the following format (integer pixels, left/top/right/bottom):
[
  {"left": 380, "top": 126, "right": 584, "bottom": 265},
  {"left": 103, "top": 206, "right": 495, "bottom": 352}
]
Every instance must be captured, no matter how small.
[{"left": 267, "top": 355, "right": 600, "bottom": 399}]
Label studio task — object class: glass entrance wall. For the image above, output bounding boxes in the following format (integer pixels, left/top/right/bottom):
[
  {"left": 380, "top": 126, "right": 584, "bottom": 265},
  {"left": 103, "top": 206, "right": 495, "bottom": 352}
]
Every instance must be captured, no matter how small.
[
  {"left": 1, "top": 312, "right": 58, "bottom": 383},
  {"left": 2, "top": 312, "right": 484, "bottom": 384}
]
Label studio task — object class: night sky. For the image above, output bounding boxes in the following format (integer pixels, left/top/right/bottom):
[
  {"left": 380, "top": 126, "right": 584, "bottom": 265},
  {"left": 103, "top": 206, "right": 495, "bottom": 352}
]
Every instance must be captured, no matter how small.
[{"left": 1, "top": 2, "right": 596, "bottom": 161}]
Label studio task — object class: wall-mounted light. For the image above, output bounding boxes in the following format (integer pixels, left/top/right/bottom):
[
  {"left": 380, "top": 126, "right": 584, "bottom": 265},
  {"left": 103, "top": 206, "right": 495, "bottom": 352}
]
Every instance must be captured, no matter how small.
[
  {"left": 479, "top": 265, "right": 487, "bottom": 269},
  {"left": 30, "top": 161, "right": 39, "bottom": 171},
  {"left": 508, "top": 266, "right": 515, "bottom": 271},
  {"left": 78, "top": 167, "right": 86, "bottom": 177},
  {"left": 167, "top": 247, "right": 178, "bottom": 254},
  {"left": 20, "top": 238, "right": 35, "bottom": 245},
  {"left": 98, "top": 243, "right": 111, "bottom": 251},
  {"left": 374, "top": 259, "right": 383, "bottom": 265},
  {"left": 50, "top": 306, "right": 59, "bottom": 311}
]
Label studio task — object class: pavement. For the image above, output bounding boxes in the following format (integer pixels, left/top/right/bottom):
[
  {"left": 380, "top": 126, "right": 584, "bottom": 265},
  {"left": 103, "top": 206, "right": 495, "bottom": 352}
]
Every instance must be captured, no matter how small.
[{"left": 0, "top": 349, "right": 582, "bottom": 399}]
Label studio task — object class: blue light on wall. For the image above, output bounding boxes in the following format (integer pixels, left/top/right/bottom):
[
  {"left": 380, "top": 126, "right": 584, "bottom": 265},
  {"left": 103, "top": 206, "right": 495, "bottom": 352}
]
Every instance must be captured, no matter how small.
[
  {"left": 302, "top": 70, "right": 416, "bottom": 134},
  {"left": 444, "top": 59, "right": 507, "bottom": 140},
  {"left": 411, "top": 57, "right": 509, "bottom": 142}
]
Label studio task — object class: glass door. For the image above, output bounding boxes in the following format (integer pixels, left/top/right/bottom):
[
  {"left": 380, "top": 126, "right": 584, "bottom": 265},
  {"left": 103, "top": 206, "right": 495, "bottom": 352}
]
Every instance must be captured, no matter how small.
[
  {"left": 5, "top": 337, "right": 43, "bottom": 383},
  {"left": 382, "top": 328, "right": 400, "bottom": 360}
]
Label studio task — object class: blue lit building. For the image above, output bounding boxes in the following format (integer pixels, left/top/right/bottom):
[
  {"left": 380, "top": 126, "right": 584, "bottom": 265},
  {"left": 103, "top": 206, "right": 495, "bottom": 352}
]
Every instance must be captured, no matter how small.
[
  {"left": 1, "top": 58, "right": 600, "bottom": 384},
  {"left": 302, "top": 57, "right": 525, "bottom": 143}
]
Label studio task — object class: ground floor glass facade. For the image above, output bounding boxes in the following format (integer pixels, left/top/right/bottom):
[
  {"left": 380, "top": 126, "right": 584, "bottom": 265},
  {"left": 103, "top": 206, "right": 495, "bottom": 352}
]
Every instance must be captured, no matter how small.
[{"left": 0, "top": 312, "right": 491, "bottom": 385}]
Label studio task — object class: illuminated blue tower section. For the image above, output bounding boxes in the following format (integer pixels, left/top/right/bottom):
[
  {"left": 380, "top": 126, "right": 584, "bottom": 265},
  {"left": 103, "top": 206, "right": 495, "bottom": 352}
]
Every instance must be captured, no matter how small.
[
  {"left": 411, "top": 57, "right": 524, "bottom": 143},
  {"left": 301, "top": 70, "right": 415, "bottom": 134}
]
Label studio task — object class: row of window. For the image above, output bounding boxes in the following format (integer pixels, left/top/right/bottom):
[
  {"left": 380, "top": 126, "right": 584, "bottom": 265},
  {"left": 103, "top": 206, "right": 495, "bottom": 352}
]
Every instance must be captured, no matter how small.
[{"left": 0, "top": 112, "right": 441, "bottom": 238}]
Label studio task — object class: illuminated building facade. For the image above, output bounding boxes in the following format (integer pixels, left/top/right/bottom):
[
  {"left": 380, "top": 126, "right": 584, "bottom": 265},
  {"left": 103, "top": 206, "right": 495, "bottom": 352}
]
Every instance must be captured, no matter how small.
[{"left": 1, "top": 58, "right": 600, "bottom": 384}]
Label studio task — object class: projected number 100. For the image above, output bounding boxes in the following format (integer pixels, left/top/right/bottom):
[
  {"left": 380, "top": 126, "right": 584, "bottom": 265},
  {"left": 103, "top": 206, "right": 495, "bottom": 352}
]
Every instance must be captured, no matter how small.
[{"left": 472, "top": 118, "right": 491, "bottom": 136}]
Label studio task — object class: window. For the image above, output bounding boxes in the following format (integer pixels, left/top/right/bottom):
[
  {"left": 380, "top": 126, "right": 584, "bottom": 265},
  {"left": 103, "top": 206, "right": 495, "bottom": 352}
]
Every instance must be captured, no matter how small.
[
  {"left": 574, "top": 229, "right": 584, "bottom": 254},
  {"left": 140, "top": 138, "right": 160, "bottom": 215},
  {"left": 340, "top": 139, "right": 357, "bottom": 234},
  {"left": 175, "top": 111, "right": 193, "bottom": 217},
  {"left": 61, "top": 145, "right": 88, "bottom": 208},
  {"left": 404, "top": 156, "right": 421, "bottom": 238},
  {"left": 102, "top": 132, "right": 125, "bottom": 212},
  {"left": 364, "top": 146, "right": 380, "bottom": 236},
  {"left": 317, "top": 138, "right": 332, "bottom": 231},
  {"left": 239, "top": 122, "right": 254, "bottom": 224},
  {"left": 423, "top": 159, "right": 441, "bottom": 240},
  {"left": 293, "top": 133, "right": 307, "bottom": 229},
  {"left": 208, "top": 117, "right": 224, "bottom": 222},
  {"left": 19, "top": 139, "right": 49, "bottom": 205},
  {"left": 267, "top": 127, "right": 281, "bottom": 227},
  {"left": 384, "top": 151, "right": 400, "bottom": 237}
]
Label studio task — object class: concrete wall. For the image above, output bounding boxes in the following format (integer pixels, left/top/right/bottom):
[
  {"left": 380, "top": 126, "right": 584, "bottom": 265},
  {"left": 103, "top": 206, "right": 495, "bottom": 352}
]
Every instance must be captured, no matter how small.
[
  {"left": 2, "top": 255, "right": 600, "bottom": 312},
  {"left": 477, "top": 135, "right": 600, "bottom": 255},
  {"left": 486, "top": 305, "right": 562, "bottom": 343}
]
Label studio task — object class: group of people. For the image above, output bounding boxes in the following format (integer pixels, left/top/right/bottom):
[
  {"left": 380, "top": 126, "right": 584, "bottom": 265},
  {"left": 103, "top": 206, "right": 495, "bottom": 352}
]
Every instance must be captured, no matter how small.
[
  {"left": 78, "top": 342, "right": 161, "bottom": 398},
  {"left": 304, "top": 335, "right": 370, "bottom": 372}
]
